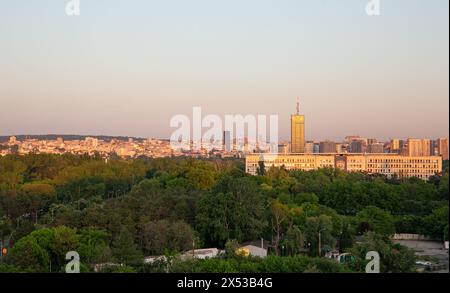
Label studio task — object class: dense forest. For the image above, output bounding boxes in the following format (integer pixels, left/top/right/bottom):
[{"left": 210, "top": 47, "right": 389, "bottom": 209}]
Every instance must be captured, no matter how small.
[{"left": 0, "top": 154, "right": 448, "bottom": 273}]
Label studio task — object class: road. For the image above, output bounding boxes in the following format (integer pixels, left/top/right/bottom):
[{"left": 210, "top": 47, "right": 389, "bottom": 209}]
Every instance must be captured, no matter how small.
[{"left": 395, "top": 240, "right": 449, "bottom": 273}]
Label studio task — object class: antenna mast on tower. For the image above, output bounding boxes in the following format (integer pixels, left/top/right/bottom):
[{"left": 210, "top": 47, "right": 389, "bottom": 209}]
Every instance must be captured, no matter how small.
[{"left": 296, "top": 97, "right": 300, "bottom": 115}]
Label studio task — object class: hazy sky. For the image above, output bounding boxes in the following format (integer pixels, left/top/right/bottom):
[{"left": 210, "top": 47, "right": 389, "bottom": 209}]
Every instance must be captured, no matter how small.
[{"left": 0, "top": 0, "right": 448, "bottom": 141}]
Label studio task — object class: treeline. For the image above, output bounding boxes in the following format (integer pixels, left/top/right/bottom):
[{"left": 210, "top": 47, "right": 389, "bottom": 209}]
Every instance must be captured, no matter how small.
[{"left": 0, "top": 154, "right": 448, "bottom": 273}]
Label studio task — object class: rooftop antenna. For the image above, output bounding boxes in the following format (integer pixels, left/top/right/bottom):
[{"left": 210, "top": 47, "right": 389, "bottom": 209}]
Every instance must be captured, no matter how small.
[{"left": 296, "top": 97, "right": 300, "bottom": 115}]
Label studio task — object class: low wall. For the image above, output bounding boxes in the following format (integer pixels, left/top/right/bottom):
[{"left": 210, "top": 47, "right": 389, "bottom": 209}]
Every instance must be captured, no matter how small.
[{"left": 392, "top": 233, "right": 431, "bottom": 241}]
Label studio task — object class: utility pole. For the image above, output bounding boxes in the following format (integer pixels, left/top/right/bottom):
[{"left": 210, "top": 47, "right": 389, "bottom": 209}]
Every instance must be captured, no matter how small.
[
  {"left": 318, "top": 231, "right": 321, "bottom": 256},
  {"left": 318, "top": 228, "right": 326, "bottom": 257}
]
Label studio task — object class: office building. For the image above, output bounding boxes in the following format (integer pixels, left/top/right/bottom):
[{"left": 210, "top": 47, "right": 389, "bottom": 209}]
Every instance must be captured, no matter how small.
[
  {"left": 335, "top": 143, "right": 344, "bottom": 154},
  {"left": 305, "top": 141, "right": 315, "bottom": 154},
  {"left": 390, "top": 139, "right": 400, "bottom": 153},
  {"left": 350, "top": 140, "right": 367, "bottom": 153},
  {"left": 407, "top": 138, "right": 433, "bottom": 157},
  {"left": 223, "top": 131, "right": 232, "bottom": 151},
  {"left": 291, "top": 100, "right": 305, "bottom": 153},
  {"left": 246, "top": 153, "right": 442, "bottom": 180},
  {"left": 367, "top": 143, "right": 384, "bottom": 154},
  {"left": 437, "top": 138, "right": 449, "bottom": 160},
  {"left": 319, "top": 140, "right": 336, "bottom": 153},
  {"left": 278, "top": 143, "right": 289, "bottom": 154}
]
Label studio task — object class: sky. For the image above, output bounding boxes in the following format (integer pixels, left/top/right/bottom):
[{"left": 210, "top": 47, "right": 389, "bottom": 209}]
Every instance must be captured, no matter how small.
[{"left": 0, "top": 0, "right": 448, "bottom": 141}]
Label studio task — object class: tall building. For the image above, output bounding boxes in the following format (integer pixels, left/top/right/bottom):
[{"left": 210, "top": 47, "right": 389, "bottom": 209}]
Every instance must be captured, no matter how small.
[
  {"left": 335, "top": 143, "right": 344, "bottom": 154},
  {"left": 319, "top": 140, "right": 336, "bottom": 153},
  {"left": 313, "top": 143, "right": 320, "bottom": 154},
  {"left": 278, "top": 143, "right": 289, "bottom": 154},
  {"left": 367, "top": 143, "right": 384, "bottom": 154},
  {"left": 437, "top": 138, "right": 449, "bottom": 160},
  {"left": 291, "top": 100, "right": 305, "bottom": 153},
  {"left": 407, "top": 138, "right": 433, "bottom": 157},
  {"left": 390, "top": 139, "right": 400, "bottom": 153},
  {"left": 305, "top": 141, "right": 315, "bottom": 154},
  {"left": 350, "top": 140, "right": 366, "bottom": 153},
  {"left": 246, "top": 153, "right": 442, "bottom": 180},
  {"left": 223, "top": 131, "right": 232, "bottom": 151},
  {"left": 421, "top": 139, "right": 431, "bottom": 156},
  {"left": 431, "top": 140, "right": 439, "bottom": 156}
]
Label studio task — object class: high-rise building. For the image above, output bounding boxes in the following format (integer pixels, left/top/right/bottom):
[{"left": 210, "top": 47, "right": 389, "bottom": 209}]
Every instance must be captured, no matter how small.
[
  {"left": 390, "top": 139, "right": 400, "bottom": 153},
  {"left": 340, "top": 143, "right": 350, "bottom": 153},
  {"left": 367, "top": 143, "right": 384, "bottom": 154},
  {"left": 319, "top": 140, "right": 336, "bottom": 153},
  {"left": 291, "top": 100, "right": 305, "bottom": 153},
  {"left": 335, "top": 143, "right": 344, "bottom": 154},
  {"left": 223, "top": 131, "right": 232, "bottom": 151},
  {"left": 407, "top": 138, "right": 434, "bottom": 157},
  {"left": 431, "top": 140, "right": 439, "bottom": 156},
  {"left": 421, "top": 139, "right": 431, "bottom": 156},
  {"left": 305, "top": 141, "right": 315, "bottom": 154},
  {"left": 437, "top": 138, "right": 449, "bottom": 160},
  {"left": 278, "top": 143, "right": 289, "bottom": 154},
  {"left": 350, "top": 140, "right": 367, "bottom": 153},
  {"left": 407, "top": 139, "right": 421, "bottom": 156},
  {"left": 313, "top": 143, "right": 320, "bottom": 154}
]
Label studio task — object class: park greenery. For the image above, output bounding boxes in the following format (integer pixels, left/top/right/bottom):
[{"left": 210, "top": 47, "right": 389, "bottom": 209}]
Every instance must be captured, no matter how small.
[{"left": 0, "top": 153, "right": 448, "bottom": 273}]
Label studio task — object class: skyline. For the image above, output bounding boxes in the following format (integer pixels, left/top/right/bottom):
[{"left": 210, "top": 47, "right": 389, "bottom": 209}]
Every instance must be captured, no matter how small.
[{"left": 1, "top": 0, "right": 449, "bottom": 141}]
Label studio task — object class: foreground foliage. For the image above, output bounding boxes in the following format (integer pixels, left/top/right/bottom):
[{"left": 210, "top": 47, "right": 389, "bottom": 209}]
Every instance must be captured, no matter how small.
[{"left": 0, "top": 154, "right": 447, "bottom": 273}]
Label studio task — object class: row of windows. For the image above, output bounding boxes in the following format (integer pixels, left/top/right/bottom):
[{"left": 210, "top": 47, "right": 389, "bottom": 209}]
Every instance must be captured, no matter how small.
[
  {"left": 248, "top": 162, "right": 439, "bottom": 171},
  {"left": 347, "top": 164, "right": 364, "bottom": 169},
  {"left": 368, "top": 169, "right": 439, "bottom": 175},
  {"left": 367, "top": 164, "right": 439, "bottom": 169},
  {"left": 369, "top": 159, "right": 439, "bottom": 164}
]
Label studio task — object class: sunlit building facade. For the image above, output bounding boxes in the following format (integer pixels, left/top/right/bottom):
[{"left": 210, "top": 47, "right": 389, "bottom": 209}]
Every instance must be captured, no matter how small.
[
  {"left": 291, "top": 114, "right": 305, "bottom": 153},
  {"left": 245, "top": 153, "right": 442, "bottom": 180}
]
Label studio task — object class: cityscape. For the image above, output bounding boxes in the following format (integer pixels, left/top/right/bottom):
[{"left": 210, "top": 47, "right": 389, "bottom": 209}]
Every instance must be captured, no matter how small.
[
  {"left": 1, "top": 103, "right": 448, "bottom": 181},
  {"left": 0, "top": 1, "right": 448, "bottom": 288}
]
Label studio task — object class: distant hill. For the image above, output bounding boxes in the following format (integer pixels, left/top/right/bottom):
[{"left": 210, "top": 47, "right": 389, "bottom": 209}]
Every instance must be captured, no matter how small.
[{"left": 0, "top": 134, "right": 151, "bottom": 143}]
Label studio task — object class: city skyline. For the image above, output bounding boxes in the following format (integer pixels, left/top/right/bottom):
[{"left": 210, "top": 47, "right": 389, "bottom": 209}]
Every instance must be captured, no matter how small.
[{"left": 1, "top": 0, "right": 449, "bottom": 141}]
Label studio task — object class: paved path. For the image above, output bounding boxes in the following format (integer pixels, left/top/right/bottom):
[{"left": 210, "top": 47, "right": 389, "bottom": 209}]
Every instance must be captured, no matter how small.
[{"left": 395, "top": 240, "right": 449, "bottom": 273}]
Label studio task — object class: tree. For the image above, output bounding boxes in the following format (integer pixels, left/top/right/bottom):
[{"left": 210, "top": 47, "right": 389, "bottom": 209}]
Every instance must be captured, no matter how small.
[
  {"left": 284, "top": 226, "right": 306, "bottom": 256},
  {"left": 78, "top": 228, "right": 113, "bottom": 264},
  {"left": 269, "top": 200, "right": 290, "bottom": 255},
  {"left": 304, "top": 215, "right": 334, "bottom": 256},
  {"left": 356, "top": 206, "right": 395, "bottom": 236},
  {"left": 140, "top": 220, "right": 195, "bottom": 255},
  {"left": 293, "top": 192, "right": 319, "bottom": 205},
  {"left": 338, "top": 221, "right": 355, "bottom": 252},
  {"left": 185, "top": 167, "right": 216, "bottom": 191},
  {"left": 111, "top": 228, "right": 143, "bottom": 265},
  {"left": 423, "top": 205, "right": 449, "bottom": 240},
  {"left": 438, "top": 173, "right": 449, "bottom": 200},
  {"left": 196, "top": 177, "right": 267, "bottom": 247},
  {"left": 19, "top": 183, "right": 56, "bottom": 223},
  {"left": 349, "top": 232, "right": 416, "bottom": 273},
  {"left": 9, "top": 236, "right": 49, "bottom": 272},
  {"left": 51, "top": 226, "right": 79, "bottom": 269}
]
